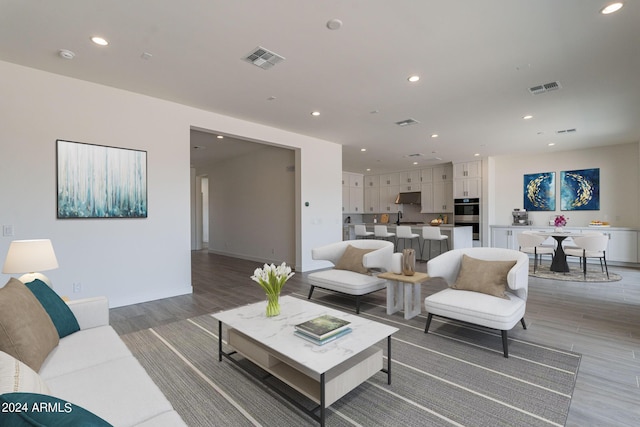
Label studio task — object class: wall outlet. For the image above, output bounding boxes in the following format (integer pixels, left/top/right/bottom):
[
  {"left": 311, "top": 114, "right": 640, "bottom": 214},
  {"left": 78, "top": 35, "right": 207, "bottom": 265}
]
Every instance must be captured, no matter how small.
[{"left": 73, "top": 283, "right": 82, "bottom": 293}]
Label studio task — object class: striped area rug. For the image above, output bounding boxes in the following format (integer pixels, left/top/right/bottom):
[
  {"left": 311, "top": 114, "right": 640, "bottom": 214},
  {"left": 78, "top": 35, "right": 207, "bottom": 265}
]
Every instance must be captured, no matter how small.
[{"left": 120, "top": 291, "right": 580, "bottom": 426}]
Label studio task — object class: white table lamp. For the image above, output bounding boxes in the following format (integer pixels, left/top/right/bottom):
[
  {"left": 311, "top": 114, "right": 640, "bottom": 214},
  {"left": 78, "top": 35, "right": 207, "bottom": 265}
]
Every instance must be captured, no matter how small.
[{"left": 2, "top": 239, "right": 59, "bottom": 287}]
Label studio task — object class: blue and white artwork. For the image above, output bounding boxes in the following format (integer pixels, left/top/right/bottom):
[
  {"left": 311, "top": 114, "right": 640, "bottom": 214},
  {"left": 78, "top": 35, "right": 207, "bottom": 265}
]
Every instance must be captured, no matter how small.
[
  {"left": 560, "top": 168, "right": 599, "bottom": 211},
  {"left": 57, "top": 140, "right": 147, "bottom": 218},
  {"left": 524, "top": 172, "right": 555, "bottom": 211}
]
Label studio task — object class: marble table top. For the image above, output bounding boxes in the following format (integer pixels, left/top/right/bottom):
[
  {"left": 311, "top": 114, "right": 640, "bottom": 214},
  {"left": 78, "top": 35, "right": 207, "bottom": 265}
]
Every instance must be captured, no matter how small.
[{"left": 212, "top": 295, "right": 398, "bottom": 374}]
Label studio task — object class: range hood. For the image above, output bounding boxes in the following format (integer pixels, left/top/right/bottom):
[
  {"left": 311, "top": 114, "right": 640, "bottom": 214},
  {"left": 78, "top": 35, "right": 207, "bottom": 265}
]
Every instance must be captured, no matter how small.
[{"left": 395, "top": 192, "right": 421, "bottom": 205}]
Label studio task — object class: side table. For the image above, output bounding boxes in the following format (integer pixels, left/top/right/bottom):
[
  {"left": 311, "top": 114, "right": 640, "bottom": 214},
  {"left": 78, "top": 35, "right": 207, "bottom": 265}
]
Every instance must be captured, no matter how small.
[{"left": 378, "top": 271, "right": 430, "bottom": 320}]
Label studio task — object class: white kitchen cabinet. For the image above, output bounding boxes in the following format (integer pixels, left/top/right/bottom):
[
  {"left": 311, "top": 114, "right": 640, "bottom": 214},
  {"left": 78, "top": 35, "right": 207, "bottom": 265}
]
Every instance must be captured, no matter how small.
[
  {"left": 490, "top": 226, "right": 639, "bottom": 263},
  {"left": 379, "top": 173, "right": 400, "bottom": 187},
  {"left": 453, "top": 177, "right": 481, "bottom": 198},
  {"left": 453, "top": 161, "right": 481, "bottom": 179},
  {"left": 348, "top": 174, "right": 363, "bottom": 188},
  {"left": 349, "top": 186, "right": 363, "bottom": 213},
  {"left": 420, "top": 168, "right": 433, "bottom": 183},
  {"left": 380, "top": 185, "right": 401, "bottom": 213},
  {"left": 364, "top": 175, "right": 379, "bottom": 188},
  {"left": 433, "top": 181, "right": 453, "bottom": 212},
  {"left": 399, "top": 183, "right": 421, "bottom": 192},
  {"left": 491, "top": 227, "right": 519, "bottom": 250},
  {"left": 399, "top": 170, "right": 422, "bottom": 186},
  {"left": 420, "top": 181, "right": 453, "bottom": 213},
  {"left": 342, "top": 172, "right": 364, "bottom": 213},
  {"left": 432, "top": 164, "right": 453, "bottom": 181},
  {"left": 420, "top": 183, "right": 434, "bottom": 213},
  {"left": 602, "top": 230, "right": 638, "bottom": 263},
  {"left": 364, "top": 187, "right": 380, "bottom": 213}
]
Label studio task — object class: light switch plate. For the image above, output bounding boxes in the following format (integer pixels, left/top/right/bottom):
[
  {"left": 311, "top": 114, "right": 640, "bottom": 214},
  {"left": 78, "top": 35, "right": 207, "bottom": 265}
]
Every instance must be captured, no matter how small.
[{"left": 2, "top": 225, "right": 14, "bottom": 237}]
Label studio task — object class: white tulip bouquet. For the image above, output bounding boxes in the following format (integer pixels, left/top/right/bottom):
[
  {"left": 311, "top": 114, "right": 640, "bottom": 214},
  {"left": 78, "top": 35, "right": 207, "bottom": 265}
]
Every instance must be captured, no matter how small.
[{"left": 250, "top": 262, "right": 295, "bottom": 316}]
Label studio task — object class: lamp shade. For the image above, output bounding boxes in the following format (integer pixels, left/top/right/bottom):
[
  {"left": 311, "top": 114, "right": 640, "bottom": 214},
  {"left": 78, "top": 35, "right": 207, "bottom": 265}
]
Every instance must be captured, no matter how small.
[{"left": 2, "top": 239, "right": 59, "bottom": 274}]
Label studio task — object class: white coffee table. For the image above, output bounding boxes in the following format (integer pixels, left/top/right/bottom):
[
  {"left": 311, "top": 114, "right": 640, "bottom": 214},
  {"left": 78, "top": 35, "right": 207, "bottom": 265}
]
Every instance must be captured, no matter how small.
[
  {"left": 378, "top": 271, "right": 430, "bottom": 319},
  {"left": 212, "top": 296, "right": 398, "bottom": 426}
]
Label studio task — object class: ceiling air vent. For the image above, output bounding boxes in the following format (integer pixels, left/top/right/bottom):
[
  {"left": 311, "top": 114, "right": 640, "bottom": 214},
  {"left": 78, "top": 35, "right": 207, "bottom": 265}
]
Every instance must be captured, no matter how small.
[
  {"left": 529, "top": 81, "right": 562, "bottom": 95},
  {"left": 556, "top": 128, "right": 577, "bottom": 134},
  {"left": 243, "top": 46, "right": 285, "bottom": 70},
  {"left": 395, "top": 118, "right": 419, "bottom": 127}
]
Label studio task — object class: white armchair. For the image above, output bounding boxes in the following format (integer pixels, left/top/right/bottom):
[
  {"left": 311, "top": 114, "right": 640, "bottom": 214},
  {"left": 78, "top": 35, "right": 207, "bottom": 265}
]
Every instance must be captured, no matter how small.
[
  {"left": 308, "top": 240, "right": 394, "bottom": 314},
  {"left": 424, "top": 247, "right": 529, "bottom": 357}
]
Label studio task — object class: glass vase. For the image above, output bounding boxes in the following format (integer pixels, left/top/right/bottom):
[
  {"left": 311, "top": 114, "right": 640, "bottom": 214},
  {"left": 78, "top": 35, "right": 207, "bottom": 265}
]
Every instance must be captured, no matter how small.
[
  {"left": 402, "top": 249, "right": 416, "bottom": 276},
  {"left": 266, "top": 293, "right": 281, "bottom": 317}
]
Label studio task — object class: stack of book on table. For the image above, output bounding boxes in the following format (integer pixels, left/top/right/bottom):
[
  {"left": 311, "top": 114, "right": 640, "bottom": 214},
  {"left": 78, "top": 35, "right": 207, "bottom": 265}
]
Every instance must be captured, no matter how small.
[{"left": 294, "top": 314, "right": 352, "bottom": 346}]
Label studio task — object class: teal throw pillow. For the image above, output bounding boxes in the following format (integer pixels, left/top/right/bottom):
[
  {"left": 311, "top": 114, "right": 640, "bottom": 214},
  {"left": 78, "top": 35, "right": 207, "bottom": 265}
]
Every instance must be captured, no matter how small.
[
  {"left": 25, "top": 279, "right": 80, "bottom": 338},
  {"left": 0, "top": 393, "right": 113, "bottom": 426}
]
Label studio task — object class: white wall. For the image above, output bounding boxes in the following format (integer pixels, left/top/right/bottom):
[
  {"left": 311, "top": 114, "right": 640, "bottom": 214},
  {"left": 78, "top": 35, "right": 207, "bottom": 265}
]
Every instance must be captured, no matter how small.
[
  {"left": 487, "top": 142, "right": 639, "bottom": 229},
  {"left": 205, "top": 145, "right": 296, "bottom": 266},
  {"left": 0, "top": 60, "right": 342, "bottom": 307}
]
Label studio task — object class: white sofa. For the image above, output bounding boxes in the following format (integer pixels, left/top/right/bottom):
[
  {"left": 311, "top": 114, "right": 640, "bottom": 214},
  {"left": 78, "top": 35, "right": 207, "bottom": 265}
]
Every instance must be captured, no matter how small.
[
  {"left": 424, "top": 247, "right": 529, "bottom": 357},
  {"left": 308, "top": 239, "right": 394, "bottom": 313},
  {"left": 36, "top": 296, "right": 187, "bottom": 426}
]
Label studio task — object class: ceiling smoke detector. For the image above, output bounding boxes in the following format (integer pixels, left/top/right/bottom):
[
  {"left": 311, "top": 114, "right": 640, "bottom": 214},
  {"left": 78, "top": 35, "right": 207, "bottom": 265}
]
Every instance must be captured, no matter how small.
[
  {"left": 395, "top": 118, "right": 419, "bottom": 127},
  {"left": 243, "top": 46, "right": 285, "bottom": 70},
  {"left": 528, "top": 81, "right": 562, "bottom": 95},
  {"left": 58, "top": 49, "right": 75, "bottom": 60}
]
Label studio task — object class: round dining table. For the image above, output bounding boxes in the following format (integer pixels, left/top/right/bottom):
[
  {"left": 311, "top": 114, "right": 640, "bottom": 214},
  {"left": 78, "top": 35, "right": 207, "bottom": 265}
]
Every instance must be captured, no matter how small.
[{"left": 532, "top": 230, "right": 582, "bottom": 272}]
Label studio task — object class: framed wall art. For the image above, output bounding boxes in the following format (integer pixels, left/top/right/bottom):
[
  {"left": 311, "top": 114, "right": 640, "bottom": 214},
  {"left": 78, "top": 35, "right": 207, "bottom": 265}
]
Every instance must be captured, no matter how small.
[
  {"left": 56, "top": 139, "right": 147, "bottom": 218},
  {"left": 560, "top": 168, "right": 599, "bottom": 211},
  {"left": 523, "top": 172, "right": 555, "bottom": 211}
]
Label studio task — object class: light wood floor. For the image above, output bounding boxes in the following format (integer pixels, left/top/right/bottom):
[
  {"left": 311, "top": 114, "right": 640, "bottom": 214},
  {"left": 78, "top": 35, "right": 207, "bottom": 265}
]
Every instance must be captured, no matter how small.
[{"left": 110, "top": 251, "right": 640, "bottom": 426}]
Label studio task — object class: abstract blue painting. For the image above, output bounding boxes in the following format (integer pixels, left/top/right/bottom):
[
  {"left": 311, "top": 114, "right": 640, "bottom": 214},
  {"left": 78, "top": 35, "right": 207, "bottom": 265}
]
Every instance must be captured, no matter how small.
[
  {"left": 524, "top": 172, "right": 555, "bottom": 211},
  {"left": 57, "top": 140, "right": 147, "bottom": 218},
  {"left": 560, "top": 168, "right": 599, "bottom": 211}
]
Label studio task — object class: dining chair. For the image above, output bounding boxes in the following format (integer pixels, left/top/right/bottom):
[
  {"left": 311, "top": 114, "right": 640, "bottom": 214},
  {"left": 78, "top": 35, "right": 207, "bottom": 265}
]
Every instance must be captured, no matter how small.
[
  {"left": 516, "top": 232, "right": 554, "bottom": 273},
  {"left": 564, "top": 234, "right": 609, "bottom": 279}
]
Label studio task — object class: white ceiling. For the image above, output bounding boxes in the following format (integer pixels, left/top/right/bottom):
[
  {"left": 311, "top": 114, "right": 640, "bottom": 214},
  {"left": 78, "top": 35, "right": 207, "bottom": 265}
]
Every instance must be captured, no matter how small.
[{"left": 1, "top": 1, "right": 638, "bottom": 174}]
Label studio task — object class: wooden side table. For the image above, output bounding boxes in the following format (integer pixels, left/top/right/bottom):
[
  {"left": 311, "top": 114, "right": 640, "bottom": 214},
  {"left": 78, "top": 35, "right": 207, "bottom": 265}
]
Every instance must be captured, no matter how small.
[{"left": 378, "top": 271, "right": 430, "bottom": 320}]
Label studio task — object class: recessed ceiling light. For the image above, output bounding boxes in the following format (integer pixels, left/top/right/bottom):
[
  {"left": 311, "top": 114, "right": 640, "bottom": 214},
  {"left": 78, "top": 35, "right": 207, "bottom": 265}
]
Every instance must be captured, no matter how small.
[
  {"left": 407, "top": 75, "right": 420, "bottom": 83},
  {"left": 360, "top": 148, "right": 367, "bottom": 152},
  {"left": 91, "top": 36, "right": 109, "bottom": 46},
  {"left": 366, "top": 168, "right": 371, "bottom": 172},
  {"left": 474, "top": 153, "right": 480, "bottom": 157},
  {"left": 311, "top": 111, "right": 320, "bottom": 116},
  {"left": 217, "top": 135, "right": 224, "bottom": 139},
  {"left": 431, "top": 134, "right": 439, "bottom": 138},
  {"left": 548, "top": 142, "right": 555, "bottom": 146},
  {"left": 601, "top": 2, "right": 623, "bottom": 14},
  {"left": 412, "top": 161, "right": 419, "bottom": 165},
  {"left": 523, "top": 115, "right": 533, "bottom": 120}
]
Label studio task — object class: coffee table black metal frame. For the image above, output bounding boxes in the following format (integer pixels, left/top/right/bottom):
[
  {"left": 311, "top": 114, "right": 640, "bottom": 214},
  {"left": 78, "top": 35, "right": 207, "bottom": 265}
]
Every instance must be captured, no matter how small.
[{"left": 213, "top": 296, "right": 398, "bottom": 426}]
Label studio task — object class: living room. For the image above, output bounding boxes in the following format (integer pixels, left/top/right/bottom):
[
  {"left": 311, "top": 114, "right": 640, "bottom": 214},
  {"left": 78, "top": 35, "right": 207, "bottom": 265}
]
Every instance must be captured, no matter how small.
[{"left": 1, "top": 1, "right": 639, "bottom": 426}]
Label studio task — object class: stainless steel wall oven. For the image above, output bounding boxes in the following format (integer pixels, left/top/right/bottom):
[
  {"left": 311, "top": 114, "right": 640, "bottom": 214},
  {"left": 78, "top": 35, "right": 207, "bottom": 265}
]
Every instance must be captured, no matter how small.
[{"left": 454, "top": 198, "right": 480, "bottom": 241}]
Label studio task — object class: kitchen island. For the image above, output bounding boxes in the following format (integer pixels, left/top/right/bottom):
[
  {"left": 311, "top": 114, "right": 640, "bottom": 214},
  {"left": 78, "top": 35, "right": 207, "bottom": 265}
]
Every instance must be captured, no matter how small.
[{"left": 345, "top": 223, "right": 472, "bottom": 259}]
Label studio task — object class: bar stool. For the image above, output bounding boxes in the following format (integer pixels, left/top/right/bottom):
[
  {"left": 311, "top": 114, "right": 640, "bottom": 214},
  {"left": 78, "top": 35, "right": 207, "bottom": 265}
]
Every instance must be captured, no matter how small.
[
  {"left": 374, "top": 225, "right": 395, "bottom": 245},
  {"left": 396, "top": 225, "right": 420, "bottom": 252},
  {"left": 354, "top": 224, "right": 374, "bottom": 239},
  {"left": 421, "top": 226, "right": 449, "bottom": 260}
]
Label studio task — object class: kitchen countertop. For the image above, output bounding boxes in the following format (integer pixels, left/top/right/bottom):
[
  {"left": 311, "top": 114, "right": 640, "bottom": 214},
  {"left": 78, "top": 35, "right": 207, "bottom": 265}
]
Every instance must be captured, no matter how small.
[
  {"left": 490, "top": 224, "right": 638, "bottom": 231},
  {"left": 346, "top": 223, "right": 460, "bottom": 227}
]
